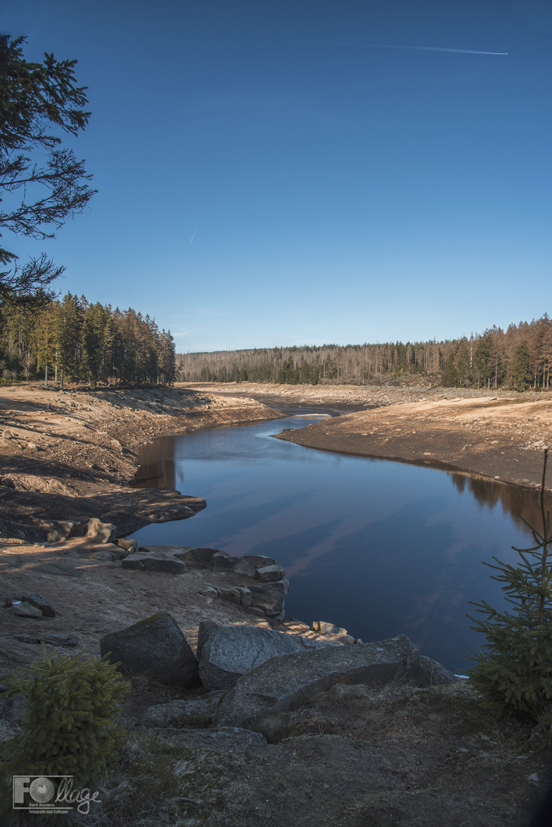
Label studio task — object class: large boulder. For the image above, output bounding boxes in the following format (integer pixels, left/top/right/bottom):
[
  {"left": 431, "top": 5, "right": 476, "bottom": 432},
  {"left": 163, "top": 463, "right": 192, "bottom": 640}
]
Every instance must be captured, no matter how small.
[
  {"left": 199, "top": 625, "right": 332, "bottom": 691},
  {"left": 215, "top": 635, "right": 442, "bottom": 730},
  {"left": 100, "top": 612, "right": 199, "bottom": 687}
]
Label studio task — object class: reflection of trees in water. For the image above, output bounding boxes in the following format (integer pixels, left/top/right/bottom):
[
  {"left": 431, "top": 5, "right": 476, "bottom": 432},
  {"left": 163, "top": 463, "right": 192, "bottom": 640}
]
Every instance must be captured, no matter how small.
[
  {"left": 448, "top": 471, "right": 552, "bottom": 534},
  {"left": 130, "top": 438, "right": 177, "bottom": 490}
]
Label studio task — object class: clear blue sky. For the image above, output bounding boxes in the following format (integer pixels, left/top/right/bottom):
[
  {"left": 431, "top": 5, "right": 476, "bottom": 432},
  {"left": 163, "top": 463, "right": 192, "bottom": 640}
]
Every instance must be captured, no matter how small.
[{"left": 3, "top": 0, "right": 551, "bottom": 352}]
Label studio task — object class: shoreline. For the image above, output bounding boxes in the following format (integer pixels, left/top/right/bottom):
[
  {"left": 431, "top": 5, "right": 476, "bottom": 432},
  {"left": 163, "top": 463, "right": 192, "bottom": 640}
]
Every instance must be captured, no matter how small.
[
  {"left": 0, "top": 383, "right": 285, "bottom": 541},
  {"left": 184, "top": 382, "right": 552, "bottom": 491}
]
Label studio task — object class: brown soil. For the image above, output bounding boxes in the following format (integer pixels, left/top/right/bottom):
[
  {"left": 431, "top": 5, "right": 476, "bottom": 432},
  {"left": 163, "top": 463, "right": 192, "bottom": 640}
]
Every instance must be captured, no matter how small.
[
  {"left": 1, "top": 381, "right": 552, "bottom": 826},
  {"left": 0, "top": 383, "right": 284, "bottom": 541}
]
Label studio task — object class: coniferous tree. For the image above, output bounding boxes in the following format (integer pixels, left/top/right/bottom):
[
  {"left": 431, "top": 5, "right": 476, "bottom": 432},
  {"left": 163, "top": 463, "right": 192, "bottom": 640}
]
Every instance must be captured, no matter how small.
[{"left": 468, "top": 451, "right": 552, "bottom": 719}]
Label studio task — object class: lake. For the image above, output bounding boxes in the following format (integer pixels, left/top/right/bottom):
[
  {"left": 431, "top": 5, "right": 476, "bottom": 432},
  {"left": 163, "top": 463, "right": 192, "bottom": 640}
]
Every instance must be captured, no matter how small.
[{"left": 129, "top": 412, "right": 549, "bottom": 675}]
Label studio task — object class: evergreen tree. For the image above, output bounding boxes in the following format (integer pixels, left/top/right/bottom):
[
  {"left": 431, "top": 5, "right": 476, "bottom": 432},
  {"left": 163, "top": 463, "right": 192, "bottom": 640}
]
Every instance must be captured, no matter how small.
[
  {"left": 513, "top": 343, "right": 533, "bottom": 391},
  {"left": 0, "top": 35, "right": 95, "bottom": 304},
  {"left": 468, "top": 451, "right": 552, "bottom": 719}
]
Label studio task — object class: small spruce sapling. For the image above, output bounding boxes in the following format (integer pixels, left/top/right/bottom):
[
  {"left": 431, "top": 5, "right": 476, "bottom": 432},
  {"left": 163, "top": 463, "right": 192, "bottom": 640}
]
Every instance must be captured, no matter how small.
[
  {"left": 467, "top": 449, "right": 552, "bottom": 719},
  {"left": 0, "top": 645, "right": 130, "bottom": 798}
]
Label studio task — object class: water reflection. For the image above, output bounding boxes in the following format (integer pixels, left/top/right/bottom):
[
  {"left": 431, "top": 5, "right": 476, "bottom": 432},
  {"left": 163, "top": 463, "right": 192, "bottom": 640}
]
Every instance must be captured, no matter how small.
[{"left": 129, "top": 416, "right": 549, "bottom": 675}]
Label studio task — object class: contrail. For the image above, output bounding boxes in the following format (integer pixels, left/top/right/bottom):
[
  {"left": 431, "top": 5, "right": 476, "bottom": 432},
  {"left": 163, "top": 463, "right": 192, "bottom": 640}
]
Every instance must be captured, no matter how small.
[
  {"left": 375, "top": 44, "right": 507, "bottom": 55},
  {"left": 189, "top": 209, "right": 207, "bottom": 245}
]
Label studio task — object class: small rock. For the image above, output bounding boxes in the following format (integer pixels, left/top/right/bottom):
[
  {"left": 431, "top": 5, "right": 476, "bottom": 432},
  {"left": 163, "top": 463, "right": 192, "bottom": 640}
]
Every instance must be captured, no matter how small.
[
  {"left": 13, "top": 635, "right": 41, "bottom": 644},
  {"left": 1, "top": 477, "right": 15, "bottom": 488},
  {"left": 197, "top": 585, "right": 218, "bottom": 598},
  {"left": 256, "top": 564, "right": 286, "bottom": 582},
  {"left": 210, "top": 551, "right": 236, "bottom": 572},
  {"left": 86, "top": 517, "right": 116, "bottom": 544},
  {"left": 117, "top": 538, "right": 138, "bottom": 551},
  {"left": 88, "top": 550, "right": 118, "bottom": 562},
  {"left": 43, "top": 634, "right": 78, "bottom": 648},
  {"left": 11, "top": 602, "right": 43, "bottom": 618},
  {"left": 181, "top": 548, "right": 218, "bottom": 567},
  {"left": 313, "top": 621, "right": 348, "bottom": 636},
  {"left": 21, "top": 592, "right": 56, "bottom": 617}
]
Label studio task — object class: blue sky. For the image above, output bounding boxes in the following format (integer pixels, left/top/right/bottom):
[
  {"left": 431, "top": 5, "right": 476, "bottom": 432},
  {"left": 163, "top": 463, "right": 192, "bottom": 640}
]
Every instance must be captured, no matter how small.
[{"left": 2, "top": 0, "right": 551, "bottom": 352}]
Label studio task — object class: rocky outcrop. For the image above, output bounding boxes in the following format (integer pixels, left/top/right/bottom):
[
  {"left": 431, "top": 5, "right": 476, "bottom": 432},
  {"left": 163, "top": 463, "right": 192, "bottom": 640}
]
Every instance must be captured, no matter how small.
[
  {"left": 119, "top": 546, "right": 290, "bottom": 621},
  {"left": 198, "top": 624, "right": 334, "bottom": 691},
  {"left": 214, "top": 634, "right": 461, "bottom": 732},
  {"left": 100, "top": 611, "right": 200, "bottom": 687},
  {"left": 139, "top": 691, "right": 225, "bottom": 728}
]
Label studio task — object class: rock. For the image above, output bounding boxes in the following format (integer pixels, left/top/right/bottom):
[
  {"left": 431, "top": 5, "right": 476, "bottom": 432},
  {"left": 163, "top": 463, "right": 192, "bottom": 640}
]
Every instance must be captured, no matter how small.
[
  {"left": 215, "top": 635, "right": 429, "bottom": 730},
  {"left": 249, "top": 581, "right": 289, "bottom": 605},
  {"left": 210, "top": 551, "right": 236, "bottom": 572},
  {"left": 138, "top": 544, "right": 189, "bottom": 555},
  {"left": 256, "top": 564, "right": 286, "bottom": 582},
  {"left": 13, "top": 634, "right": 41, "bottom": 644},
  {"left": 181, "top": 548, "right": 218, "bottom": 567},
  {"left": 199, "top": 625, "right": 332, "bottom": 691},
  {"left": 32, "top": 562, "right": 81, "bottom": 577},
  {"left": 197, "top": 620, "right": 220, "bottom": 661},
  {"left": 11, "top": 602, "right": 43, "bottom": 618},
  {"left": 43, "top": 634, "right": 78, "bottom": 647},
  {"left": 218, "top": 587, "right": 242, "bottom": 605},
  {"left": 100, "top": 611, "right": 199, "bottom": 687},
  {"left": 121, "top": 552, "right": 186, "bottom": 573},
  {"left": 313, "top": 621, "right": 348, "bottom": 636},
  {"left": 232, "top": 558, "right": 257, "bottom": 577},
  {"left": 86, "top": 517, "right": 116, "bottom": 544},
  {"left": 26, "top": 442, "right": 38, "bottom": 451},
  {"left": 1, "top": 477, "right": 15, "bottom": 488},
  {"left": 117, "top": 538, "right": 138, "bottom": 551},
  {"left": 88, "top": 550, "right": 118, "bottom": 562},
  {"left": 47, "top": 520, "right": 80, "bottom": 543},
  {"left": 242, "top": 555, "right": 276, "bottom": 569},
  {"left": 139, "top": 693, "right": 225, "bottom": 728},
  {"left": 21, "top": 592, "right": 56, "bottom": 617},
  {"left": 196, "top": 585, "right": 218, "bottom": 598},
  {"left": 1, "top": 594, "right": 13, "bottom": 608},
  {"left": 419, "top": 656, "right": 462, "bottom": 686}
]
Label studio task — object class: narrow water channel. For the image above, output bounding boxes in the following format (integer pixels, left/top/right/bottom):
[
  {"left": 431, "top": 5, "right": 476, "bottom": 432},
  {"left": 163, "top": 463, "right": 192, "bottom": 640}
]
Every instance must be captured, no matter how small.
[{"left": 129, "top": 413, "right": 548, "bottom": 675}]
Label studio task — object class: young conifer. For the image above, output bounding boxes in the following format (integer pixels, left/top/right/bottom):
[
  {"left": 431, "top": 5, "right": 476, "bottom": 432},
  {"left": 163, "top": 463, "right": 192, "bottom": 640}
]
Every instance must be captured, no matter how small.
[
  {"left": 467, "top": 450, "right": 552, "bottom": 719},
  {"left": 0, "top": 646, "right": 130, "bottom": 796}
]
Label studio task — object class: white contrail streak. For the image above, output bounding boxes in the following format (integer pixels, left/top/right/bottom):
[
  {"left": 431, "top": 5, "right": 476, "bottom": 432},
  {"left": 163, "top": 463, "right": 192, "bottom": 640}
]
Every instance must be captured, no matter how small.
[
  {"left": 376, "top": 44, "right": 507, "bottom": 55},
  {"left": 189, "top": 209, "right": 207, "bottom": 245}
]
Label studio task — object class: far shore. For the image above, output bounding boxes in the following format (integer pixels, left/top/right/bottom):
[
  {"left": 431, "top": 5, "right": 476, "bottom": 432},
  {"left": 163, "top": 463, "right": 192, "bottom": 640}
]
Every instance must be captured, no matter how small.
[{"left": 182, "top": 382, "right": 552, "bottom": 491}]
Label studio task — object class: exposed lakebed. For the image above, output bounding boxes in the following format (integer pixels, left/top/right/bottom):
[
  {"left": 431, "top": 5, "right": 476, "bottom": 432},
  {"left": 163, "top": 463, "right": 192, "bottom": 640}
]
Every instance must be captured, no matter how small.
[{"left": 130, "top": 411, "right": 549, "bottom": 674}]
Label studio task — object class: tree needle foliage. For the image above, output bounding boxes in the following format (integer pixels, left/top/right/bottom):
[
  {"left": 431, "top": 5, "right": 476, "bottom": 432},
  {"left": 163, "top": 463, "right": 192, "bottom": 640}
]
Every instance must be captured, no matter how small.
[{"left": 468, "top": 450, "right": 552, "bottom": 719}]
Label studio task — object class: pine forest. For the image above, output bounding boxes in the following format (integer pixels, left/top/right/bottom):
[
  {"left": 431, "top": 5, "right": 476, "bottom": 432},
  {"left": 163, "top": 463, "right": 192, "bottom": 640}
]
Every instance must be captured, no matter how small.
[
  {"left": 0, "top": 293, "right": 176, "bottom": 387},
  {"left": 177, "top": 315, "right": 552, "bottom": 391}
]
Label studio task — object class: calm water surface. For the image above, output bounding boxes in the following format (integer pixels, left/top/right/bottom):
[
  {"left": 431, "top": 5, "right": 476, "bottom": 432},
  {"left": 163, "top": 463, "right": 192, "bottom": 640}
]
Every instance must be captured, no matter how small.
[{"left": 129, "top": 414, "right": 548, "bottom": 675}]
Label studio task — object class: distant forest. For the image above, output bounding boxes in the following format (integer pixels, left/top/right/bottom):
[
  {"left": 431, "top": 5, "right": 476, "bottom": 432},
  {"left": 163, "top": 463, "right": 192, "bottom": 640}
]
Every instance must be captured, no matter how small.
[
  {"left": 0, "top": 293, "right": 176, "bottom": 386},
  {"left": 177, "top": 315, "right": 552, "bottom": 391}
]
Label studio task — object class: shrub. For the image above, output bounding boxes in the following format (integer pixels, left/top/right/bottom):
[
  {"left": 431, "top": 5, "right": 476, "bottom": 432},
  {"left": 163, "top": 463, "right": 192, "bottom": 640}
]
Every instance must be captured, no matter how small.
[
  {"left": 0, "top": 646, "right": 130, "bottom": 793},
  {"left": 467, "top": 450, "right": 552, "bottom": 719}
]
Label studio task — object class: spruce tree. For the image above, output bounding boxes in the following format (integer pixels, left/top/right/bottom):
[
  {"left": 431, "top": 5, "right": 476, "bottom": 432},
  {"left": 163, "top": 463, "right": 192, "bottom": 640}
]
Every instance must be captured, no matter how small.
[{"left": 467, "top": 450, "right": 552, "bottom": 719}]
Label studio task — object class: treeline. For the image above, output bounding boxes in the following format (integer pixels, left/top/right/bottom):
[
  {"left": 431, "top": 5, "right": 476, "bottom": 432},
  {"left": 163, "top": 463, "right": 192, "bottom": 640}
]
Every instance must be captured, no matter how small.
[
  {"left": 0, "top": 292, "right": 176, "bottom": 386},
  {"left": 177, "top": 315, "right": 552, "bottom": 391}
]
